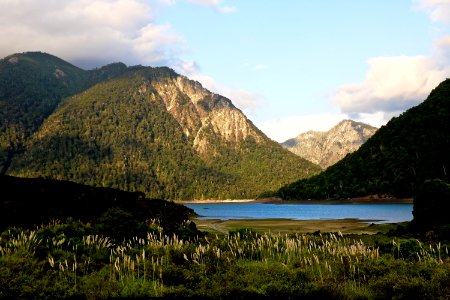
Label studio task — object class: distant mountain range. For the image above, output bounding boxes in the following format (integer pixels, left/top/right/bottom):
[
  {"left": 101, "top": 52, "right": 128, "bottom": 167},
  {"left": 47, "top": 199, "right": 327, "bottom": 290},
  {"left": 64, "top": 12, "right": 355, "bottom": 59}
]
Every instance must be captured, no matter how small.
[
  {"left": 278, "top": 78, "right": 450, "bottom": 200},
  {"left": 0, "top": 52, "right": 321, "bottom": 200},
  {"left": 282, "top": 120, "right": 377, "bottom": 169}
]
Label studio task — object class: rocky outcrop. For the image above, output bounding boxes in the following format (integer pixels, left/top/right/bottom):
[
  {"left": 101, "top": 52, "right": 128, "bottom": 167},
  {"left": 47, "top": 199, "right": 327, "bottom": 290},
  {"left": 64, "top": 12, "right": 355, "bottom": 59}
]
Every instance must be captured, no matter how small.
[
  {"left": 146, "top": 75, "right": 263, "bottom": 154},
  {"left": 282, "top": 120, "right": 377, "bottom": 168}
]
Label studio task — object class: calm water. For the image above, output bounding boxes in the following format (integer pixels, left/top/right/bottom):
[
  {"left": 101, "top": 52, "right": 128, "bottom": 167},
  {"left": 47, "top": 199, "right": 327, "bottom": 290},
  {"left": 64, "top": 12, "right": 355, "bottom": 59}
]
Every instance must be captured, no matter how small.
[{"left": 185, "top": 203, "right": 413, "bottom": 224}]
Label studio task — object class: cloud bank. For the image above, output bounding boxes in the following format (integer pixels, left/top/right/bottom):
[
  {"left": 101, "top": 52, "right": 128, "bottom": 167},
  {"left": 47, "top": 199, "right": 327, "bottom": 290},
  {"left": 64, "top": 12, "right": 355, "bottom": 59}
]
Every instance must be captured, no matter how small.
[
  {"left": 415, "top": 0, "right": 450, "bottom": 25},
  {"left": 335, "top": 54, "right": 450, "bottom": 114},
  {"left": 0, "top": 0, "right": 234, "bottom": 68},
  {"left": 0, "top": 0, "right": 183, "bottom": 68},
  {"left": 334, "top": 1, "right": 450, "bottom": 124}
]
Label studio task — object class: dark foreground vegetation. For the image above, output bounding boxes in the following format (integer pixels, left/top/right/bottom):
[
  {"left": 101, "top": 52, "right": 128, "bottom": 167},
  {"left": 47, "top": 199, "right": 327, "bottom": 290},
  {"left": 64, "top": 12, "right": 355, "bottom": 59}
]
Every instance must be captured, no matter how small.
[
  {"left": 0, "top": 175, "right": 196, "bottom": 237},
  {"left": 0, "top": 175, "right": 450, "bottom": 298},
  {"left": 1, "top": 220, "right": 450, "bottom": 299}
]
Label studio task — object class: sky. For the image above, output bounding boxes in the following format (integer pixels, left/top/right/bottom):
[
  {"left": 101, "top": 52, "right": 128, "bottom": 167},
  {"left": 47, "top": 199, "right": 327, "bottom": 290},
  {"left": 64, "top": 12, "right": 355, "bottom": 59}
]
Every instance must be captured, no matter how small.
[{"left": 1, "top": 0, "right": 450, "bottom": 142}]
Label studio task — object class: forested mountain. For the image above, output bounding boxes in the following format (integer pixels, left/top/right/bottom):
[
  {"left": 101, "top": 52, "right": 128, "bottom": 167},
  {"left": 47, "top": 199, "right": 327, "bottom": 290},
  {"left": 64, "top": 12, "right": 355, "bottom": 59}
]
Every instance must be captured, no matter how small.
[
  {"left": 2, "top": 52, "right": 320, "bottom": 200},
  {"left": 278, "top": 79, "right": 450, "bottom": 200},
  {"left": 0, "top": 52, "right": 128, "bottom": 173},
  {"left": 282, "top": 120, "right": 377, "bottom": 168}
]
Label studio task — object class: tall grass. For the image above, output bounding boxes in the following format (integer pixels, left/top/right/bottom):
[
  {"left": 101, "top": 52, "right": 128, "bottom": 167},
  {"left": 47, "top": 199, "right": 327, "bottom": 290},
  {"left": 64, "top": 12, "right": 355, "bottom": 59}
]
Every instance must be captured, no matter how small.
[{"left": 1, "top": 225, "right": 449, "bottom": 299}]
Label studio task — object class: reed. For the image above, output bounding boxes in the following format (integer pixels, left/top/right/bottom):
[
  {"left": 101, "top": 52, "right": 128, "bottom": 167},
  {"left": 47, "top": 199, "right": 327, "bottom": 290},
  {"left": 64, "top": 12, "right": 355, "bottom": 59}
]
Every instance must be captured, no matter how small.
[
  {"left": 0, "top": 230, "right": 42, "bottom": 255},
  {"left": 2, "top": 226, "right": 448, "bottom": 298}
]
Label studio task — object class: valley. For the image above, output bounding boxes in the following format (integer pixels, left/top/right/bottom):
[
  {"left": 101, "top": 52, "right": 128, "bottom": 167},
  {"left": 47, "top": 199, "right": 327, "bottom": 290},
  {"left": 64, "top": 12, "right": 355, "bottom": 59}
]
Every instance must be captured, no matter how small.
[{"left": 1, "top": 51, "right": 450, "bottom": 299}]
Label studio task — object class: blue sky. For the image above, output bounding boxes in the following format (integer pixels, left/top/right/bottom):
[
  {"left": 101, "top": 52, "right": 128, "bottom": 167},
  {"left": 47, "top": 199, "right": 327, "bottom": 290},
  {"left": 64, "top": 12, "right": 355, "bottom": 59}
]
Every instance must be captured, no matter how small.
[{"left": 1, "top": 0, "right": 450, "bottom": 141}]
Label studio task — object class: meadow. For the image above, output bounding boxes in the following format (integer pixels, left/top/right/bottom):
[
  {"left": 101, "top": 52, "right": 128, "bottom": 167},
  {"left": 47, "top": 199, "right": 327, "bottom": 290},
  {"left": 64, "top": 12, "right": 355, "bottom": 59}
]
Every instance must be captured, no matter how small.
[{"left": 1, "top": 219, "right": 450, "bottom": 299}]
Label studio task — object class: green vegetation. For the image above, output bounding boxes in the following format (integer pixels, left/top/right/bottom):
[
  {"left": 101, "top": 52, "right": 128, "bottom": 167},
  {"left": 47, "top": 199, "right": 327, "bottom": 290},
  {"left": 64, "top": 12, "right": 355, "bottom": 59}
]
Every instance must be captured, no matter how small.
[
  {"left": 2, "top": 174, "right": 449, "bottom": 299},
  {"left": 0, "top": 52, "right": 127, "bottom": 173},
  {"left": 194, "top": 218, "right": 400, "bottom": 235},
  {"left": 278, "top": 79, "right": 450, "bottom": 200},
  {"left": 3, "top": 52, "right": 449, "bottom": 298},
  {"left": 0, "top": 175, "right": 197, "bottom": 238},
  {"left": 6, "top": 61, "right": 319, "bottom": 199},
  {"left": 412, "top": 179, "right": 450, "bottom": 231},
  {"left": 1, "top": 221, "right": 450, "bottom": 299}
]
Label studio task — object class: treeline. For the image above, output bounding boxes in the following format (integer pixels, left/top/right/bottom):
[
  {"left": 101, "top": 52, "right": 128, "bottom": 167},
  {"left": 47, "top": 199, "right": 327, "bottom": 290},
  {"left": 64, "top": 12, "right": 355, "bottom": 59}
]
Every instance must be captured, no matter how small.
[{"left": 278, "top": 79, "right": 450, "bottom": 200}]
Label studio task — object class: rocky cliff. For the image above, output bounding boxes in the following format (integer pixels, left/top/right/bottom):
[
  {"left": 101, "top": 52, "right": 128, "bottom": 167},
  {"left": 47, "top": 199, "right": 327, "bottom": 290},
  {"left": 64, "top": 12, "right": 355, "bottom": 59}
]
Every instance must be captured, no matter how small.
[{"left": 282, "top": 120, "right": 377, "bottom": 168}]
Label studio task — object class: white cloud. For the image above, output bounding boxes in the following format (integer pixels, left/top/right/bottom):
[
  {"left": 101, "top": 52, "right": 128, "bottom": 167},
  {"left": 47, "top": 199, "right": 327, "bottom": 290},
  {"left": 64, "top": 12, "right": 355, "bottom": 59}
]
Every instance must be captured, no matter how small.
[
  {"left": 0, "top": 0, "right": 183, "bottom": 68},
  {"left": 334, "top": 1, "right": 450, "bottom": 119},
  {"left": 348, "top": 111, "right": 395, "bottom": 129},
  {"left": 0, "top": 0, "right": 237, "bottom": 69},
  {"left": 243, "top": 62, "right": 269, "bottom": 71},
  {"left": 415, "top": 0, "right": 450, "bottom": 24},
  {"left": 254, "top": 64, "right": 269, "bottom": 71},
  {"left": 255, "top": 111, "right": 392, "bottom": 143},
  {"left": 187, "top": 0, "right": 236, "bottom": 13},
  {"left": 177, "top": 62, "right": 264, "bottom": 114},
  {"left": 255, "top": 113, "right": 349, "bottom": 143},
  {"left": 334, "top": 55, "right": 450, "bottom": 114},
  {"left": 158, "top": 0, "right": 176, "bottom": 5}
]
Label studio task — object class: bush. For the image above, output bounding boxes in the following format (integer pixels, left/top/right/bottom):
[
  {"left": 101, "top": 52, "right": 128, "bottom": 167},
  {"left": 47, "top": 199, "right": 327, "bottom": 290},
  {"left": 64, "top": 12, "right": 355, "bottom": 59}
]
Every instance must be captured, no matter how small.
[
  {"left": 413, "top": 179, "right": 450, "bottom": 229},
  {"left": 94, "top": 208, "right": 148, "bottom": 242}
]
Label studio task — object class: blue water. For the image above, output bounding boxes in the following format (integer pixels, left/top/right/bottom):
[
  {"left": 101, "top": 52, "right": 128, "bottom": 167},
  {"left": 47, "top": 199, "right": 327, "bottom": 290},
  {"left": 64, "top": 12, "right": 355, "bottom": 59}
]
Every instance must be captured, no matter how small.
[{"left": 185, "top": 203, "right": 413, "bottom": 224}]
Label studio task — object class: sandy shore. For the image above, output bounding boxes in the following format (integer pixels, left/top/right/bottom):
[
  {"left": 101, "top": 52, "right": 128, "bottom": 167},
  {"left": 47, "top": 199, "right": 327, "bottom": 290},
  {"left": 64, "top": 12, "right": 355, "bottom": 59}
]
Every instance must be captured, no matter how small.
[
  {"left": 175, "top": 199, "right": 256, "bottom": 204},
  {"left": 176, "top": 197, "right": 413, "bottom": 204}
]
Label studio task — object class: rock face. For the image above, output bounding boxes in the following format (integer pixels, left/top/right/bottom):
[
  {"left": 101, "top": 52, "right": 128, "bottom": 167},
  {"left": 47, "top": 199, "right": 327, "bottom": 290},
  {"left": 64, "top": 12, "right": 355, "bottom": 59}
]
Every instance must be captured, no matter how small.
[
  {"left": 147, "top": 75, "right": 263, "bottom": 155},
  {"left": 282, "top": 120, "right": 377, "bottom": 168}
]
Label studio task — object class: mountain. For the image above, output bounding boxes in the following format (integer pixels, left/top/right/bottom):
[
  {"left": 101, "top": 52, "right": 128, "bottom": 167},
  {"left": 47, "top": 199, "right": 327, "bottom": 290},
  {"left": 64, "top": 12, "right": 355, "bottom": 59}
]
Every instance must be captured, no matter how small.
[
  {"left": 282, "top": 120, "right": 377, "bottom": 168},
  {"left": 278, "top": 78, "right": 450, "bottom": 200},
  {"left": 2, "top": 52, "right": 321, "bottom": 200},
  {"left": 0, "top": 51, "right": 128, "bottom": 173}
]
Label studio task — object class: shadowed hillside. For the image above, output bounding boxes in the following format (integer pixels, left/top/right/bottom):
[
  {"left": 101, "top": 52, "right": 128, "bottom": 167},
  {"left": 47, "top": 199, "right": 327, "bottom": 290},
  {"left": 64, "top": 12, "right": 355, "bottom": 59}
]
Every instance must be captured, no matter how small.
[{"left": 0, "top": 174, "right": 196, "bottom": 236}]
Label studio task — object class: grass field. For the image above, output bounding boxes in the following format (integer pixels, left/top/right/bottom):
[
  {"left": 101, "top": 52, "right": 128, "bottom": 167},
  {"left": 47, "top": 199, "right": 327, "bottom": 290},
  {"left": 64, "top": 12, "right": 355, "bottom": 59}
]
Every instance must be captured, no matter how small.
[{"left": 194, "top": 218, "right": 404, "bottom": 235}]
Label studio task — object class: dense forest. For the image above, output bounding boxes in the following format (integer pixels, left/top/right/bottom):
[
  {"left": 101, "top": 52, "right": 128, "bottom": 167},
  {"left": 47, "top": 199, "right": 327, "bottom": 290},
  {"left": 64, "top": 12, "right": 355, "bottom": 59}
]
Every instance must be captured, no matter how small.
[
  {"left": 2, "top": 53, "right": 320, "bottom": 200},
  {"left": 278, "top": 79, "right": 450, "bottom": 200},
  {"left": 0, "top": 52, "right": 128, "bottom": 173}
]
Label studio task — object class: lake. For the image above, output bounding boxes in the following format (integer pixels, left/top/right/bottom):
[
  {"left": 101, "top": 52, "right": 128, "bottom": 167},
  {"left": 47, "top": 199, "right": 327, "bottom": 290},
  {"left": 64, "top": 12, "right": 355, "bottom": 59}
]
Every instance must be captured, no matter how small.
[{"left": 185, "top": 203, "right": 413, "bottom": 224}]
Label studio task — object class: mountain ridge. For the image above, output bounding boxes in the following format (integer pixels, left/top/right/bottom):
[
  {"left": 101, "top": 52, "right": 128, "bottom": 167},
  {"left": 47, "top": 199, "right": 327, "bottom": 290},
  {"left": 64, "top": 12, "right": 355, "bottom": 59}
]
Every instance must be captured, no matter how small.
[{"left": 282, "top": 120, "right": 377, "bottom": 168}]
